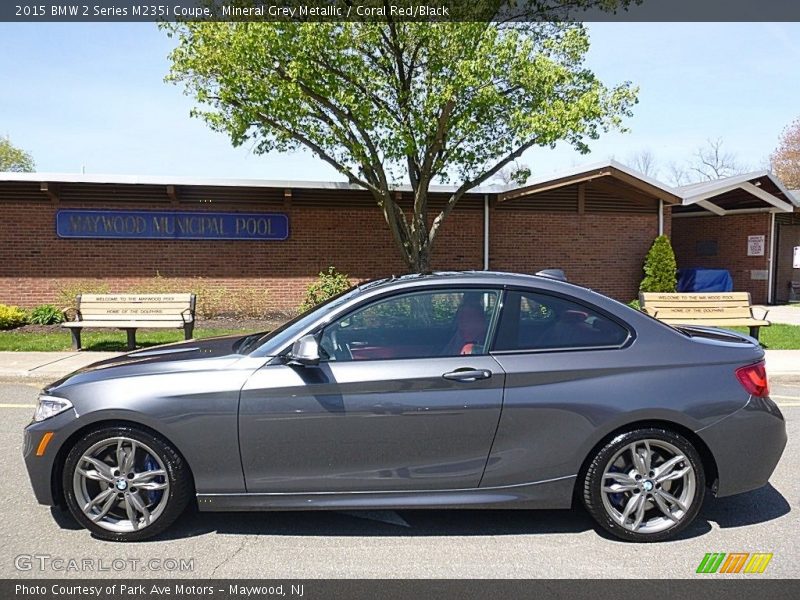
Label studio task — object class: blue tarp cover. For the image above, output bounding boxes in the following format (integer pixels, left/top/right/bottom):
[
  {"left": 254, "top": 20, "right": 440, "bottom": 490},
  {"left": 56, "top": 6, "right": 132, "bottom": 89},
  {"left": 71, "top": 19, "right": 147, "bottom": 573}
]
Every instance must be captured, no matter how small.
[{"left": 677, "top": 268, "right": 734, "bottom": 293}]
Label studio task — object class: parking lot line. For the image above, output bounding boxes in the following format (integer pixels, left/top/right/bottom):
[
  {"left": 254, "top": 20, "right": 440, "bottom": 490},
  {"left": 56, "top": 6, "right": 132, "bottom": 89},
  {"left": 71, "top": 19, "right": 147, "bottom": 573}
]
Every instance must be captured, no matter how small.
[{"left": 0, "top": 403, "right": 34, "bottom": 408}]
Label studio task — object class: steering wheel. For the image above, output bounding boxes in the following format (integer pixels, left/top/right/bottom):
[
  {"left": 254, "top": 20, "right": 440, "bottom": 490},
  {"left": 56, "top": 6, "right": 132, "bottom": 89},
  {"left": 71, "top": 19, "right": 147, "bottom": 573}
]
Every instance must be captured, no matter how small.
[{"left": 328, "top": 327, "right": 352, "bottom": 361}]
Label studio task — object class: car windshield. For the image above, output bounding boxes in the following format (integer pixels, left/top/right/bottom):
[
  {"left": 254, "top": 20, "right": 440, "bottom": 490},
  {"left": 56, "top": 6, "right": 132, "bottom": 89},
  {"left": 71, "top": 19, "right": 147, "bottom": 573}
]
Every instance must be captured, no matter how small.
[{"left": 240, "top": 285, "right": 364, "bottom": 355}]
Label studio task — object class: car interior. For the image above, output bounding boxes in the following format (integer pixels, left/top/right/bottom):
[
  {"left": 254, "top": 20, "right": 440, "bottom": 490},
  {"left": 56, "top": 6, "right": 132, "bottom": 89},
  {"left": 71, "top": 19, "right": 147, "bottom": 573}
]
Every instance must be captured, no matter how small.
[
  {"left": 319, "top": 291, "right": 496, "bottom": 361},
  {"left": 319, "top": 288, "right": 629, "bottom": 361}
]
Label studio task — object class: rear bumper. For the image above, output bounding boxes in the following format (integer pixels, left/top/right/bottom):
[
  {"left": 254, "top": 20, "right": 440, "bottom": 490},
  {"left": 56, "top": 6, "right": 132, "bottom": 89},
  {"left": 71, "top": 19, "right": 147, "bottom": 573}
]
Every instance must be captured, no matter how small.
[{"left": 697, "top": 396, "right": 787, "bottom": 497}]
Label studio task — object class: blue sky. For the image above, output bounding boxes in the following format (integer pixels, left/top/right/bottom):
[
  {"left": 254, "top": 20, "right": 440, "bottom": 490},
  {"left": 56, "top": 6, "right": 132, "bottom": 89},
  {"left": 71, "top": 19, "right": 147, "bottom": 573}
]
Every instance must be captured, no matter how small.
[{"left": 1, "top": 22, "right": 798, "bottom": 183}]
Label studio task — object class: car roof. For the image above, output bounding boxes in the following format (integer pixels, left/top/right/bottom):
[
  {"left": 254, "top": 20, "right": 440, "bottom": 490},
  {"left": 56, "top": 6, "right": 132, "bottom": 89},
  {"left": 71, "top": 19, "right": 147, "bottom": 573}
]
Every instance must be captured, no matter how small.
[{"left": 356, "top": 271, "right": 590, "bottom": 294}]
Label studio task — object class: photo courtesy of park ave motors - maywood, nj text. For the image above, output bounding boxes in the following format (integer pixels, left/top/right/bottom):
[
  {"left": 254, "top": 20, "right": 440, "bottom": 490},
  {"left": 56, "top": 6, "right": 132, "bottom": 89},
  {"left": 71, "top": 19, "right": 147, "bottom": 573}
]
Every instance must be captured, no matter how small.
[{"left": 2, "top": 0, "right": 800, "bottom": 596}]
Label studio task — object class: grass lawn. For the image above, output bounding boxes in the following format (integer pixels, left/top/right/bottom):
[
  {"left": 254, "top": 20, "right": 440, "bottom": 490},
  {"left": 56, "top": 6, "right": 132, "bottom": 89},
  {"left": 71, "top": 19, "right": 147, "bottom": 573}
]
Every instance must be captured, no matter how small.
[
  {"left": 729, "top": 324, "right": 800, "bottom": 350},
  {"left": 0, "top": 328, "right": 251, "bottom": 352}
]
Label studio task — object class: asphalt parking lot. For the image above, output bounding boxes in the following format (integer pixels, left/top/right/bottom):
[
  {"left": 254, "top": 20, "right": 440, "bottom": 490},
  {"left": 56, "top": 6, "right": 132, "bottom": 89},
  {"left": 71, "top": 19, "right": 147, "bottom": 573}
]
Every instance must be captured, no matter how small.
[{"left": 1, "top": 379, "right": 798, "bottom": 579}]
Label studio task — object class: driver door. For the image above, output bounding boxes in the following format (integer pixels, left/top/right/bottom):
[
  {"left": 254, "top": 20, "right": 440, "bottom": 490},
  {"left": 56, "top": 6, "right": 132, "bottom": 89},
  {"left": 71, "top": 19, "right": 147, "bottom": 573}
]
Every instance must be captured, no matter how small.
[{"left": 239, "top": 288, "right": 506, "bottom": 493}]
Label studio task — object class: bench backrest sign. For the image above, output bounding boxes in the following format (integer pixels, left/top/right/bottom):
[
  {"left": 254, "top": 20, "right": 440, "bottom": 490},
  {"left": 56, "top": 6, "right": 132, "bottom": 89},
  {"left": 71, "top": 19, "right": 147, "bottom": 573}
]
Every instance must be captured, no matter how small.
[
  {"left": 642, "top": 293, "right": 750, "bottom": 302},
  {"left": 56, "top": 209, "right": 289, "bottom": 241}
]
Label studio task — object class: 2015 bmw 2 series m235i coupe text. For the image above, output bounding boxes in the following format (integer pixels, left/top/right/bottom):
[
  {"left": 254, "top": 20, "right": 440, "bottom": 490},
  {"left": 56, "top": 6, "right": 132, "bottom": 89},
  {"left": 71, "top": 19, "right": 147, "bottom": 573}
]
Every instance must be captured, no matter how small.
[{"left": 23, "top": 272, "right": 786, "bottom": 542}]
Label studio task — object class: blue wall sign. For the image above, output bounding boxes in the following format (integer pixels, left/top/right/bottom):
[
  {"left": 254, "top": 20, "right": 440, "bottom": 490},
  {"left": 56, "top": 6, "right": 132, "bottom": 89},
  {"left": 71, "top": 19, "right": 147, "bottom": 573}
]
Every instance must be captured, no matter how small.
[{"left": 56, "top": 209, "right": 289, "bottom": 241}]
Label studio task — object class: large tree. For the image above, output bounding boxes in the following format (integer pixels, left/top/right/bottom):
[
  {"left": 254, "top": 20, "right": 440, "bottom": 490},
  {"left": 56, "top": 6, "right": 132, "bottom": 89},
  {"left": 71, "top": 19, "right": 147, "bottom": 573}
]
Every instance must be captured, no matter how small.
[
  {"left": 771, "top": 117, "right": 800, "bottom": 189},
  {"left": 166, "top": 8, "right": 637, "bottom": 271},
  {"left": 0, "top": 136, "right": 35, "bottom": 172}
]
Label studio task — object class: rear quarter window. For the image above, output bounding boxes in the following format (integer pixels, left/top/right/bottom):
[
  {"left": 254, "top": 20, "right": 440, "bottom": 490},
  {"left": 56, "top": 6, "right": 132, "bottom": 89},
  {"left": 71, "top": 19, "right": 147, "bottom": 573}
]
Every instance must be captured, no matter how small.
[{"left": 493, "top": 290, "right": 630, "bottom": 352}]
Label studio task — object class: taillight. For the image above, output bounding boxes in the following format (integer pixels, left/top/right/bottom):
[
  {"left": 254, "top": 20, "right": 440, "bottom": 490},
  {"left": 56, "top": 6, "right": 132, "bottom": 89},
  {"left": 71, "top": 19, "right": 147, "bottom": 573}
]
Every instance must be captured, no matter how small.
[{"left": 735, "top": 361, "right": 769, "bottom": 397}]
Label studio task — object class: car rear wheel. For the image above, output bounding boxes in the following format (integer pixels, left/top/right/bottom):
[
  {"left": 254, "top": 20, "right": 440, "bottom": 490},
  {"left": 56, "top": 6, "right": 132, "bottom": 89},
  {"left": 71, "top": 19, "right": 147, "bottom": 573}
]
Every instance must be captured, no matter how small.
[
  {"left": 62, "top": 425, "right": 191, "bottom": 541},
  {"left": 582, "top": 427, "right": 705, "bottom": 542}
]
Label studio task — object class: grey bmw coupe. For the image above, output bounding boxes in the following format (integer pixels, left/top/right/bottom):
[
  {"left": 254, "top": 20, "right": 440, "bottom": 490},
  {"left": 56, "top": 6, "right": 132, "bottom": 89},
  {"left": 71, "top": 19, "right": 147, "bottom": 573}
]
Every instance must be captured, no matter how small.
[{"left": 23, "top": 272, "right": 786, "bottom": 542}]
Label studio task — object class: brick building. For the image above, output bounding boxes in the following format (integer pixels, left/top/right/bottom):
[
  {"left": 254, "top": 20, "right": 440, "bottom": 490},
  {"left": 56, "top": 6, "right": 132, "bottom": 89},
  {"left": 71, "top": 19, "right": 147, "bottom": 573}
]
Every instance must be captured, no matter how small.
[
  {"left": 671, "top": 173, "right": 799, "bottom": 304},
  {"left": 1, "top": 162, "right": 797, "bottom": 313}
]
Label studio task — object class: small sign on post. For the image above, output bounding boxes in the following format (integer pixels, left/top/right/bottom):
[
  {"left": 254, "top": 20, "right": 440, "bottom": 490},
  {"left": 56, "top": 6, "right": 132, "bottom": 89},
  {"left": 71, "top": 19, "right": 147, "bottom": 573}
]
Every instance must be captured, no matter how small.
[{"left": 747, "top": 235, "right": 765, "bottom": 257}]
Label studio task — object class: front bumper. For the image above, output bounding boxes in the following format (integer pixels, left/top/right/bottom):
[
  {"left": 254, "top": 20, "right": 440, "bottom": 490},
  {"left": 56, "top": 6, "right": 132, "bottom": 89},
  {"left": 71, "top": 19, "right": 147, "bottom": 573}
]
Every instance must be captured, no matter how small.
[
  {"left": 697, "top": 396, "right": 787, "bottom": 497},
  {"left": 23, "top": 409, "right": 80, "bottom": 506}
]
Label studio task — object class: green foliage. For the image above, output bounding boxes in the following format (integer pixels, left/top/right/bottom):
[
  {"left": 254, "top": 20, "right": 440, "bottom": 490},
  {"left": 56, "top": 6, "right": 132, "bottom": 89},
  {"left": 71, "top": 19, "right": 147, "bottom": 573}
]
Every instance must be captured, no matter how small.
[
  {"left": 225, "top": 288, "right": 272, "bottom": 319},
  {"left": 639, "top": 236, "right": 677, "bottom": 293},
  {"left": 509, "top": 165, "right": 532, "bottom": 186},
  {"left": 165, "top": 12, "right": 638, "bottom": 271},
  {"left": 300, "top": 267, "right": 352, "bottom": 313},
  {"left": 627, "top": 299, "right": 641, "bottom": 311},
  {"left": 57, "top": 280, "right": 111, "bottom": 311},
  {"left": 0, "top": 328, "right": 245, "bottom": 352},
  {"left": 125, "top": 273, "right": 228, "bottom": 319},
  {"left": 28, "top": 304, "right": 65, "bottom": 325},
  {"left": 0, "top": 304, "right": 28, "bottom": 329},
  {"left": 0, "top": 136, "right": 35, "bottom": 172},
  {"left": 58, "top": 274, "right": 272, "bottom": 320}
]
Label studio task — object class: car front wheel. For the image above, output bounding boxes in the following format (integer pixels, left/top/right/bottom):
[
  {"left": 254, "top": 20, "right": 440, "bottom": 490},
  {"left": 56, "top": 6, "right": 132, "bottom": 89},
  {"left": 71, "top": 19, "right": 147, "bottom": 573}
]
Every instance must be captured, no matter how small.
[
  {"left": 62, "top": 425, "right": 191, "bottom": 541},
  {"left": 582, "top": 427, "right": 705, "bottom": 542}
]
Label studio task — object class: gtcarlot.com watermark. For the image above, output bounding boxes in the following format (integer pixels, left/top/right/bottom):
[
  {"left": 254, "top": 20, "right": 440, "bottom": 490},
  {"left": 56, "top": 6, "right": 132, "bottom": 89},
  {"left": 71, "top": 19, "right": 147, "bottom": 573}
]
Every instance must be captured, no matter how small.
[{"left": 14, "top": 554, "right": 194, "bottom": 573}]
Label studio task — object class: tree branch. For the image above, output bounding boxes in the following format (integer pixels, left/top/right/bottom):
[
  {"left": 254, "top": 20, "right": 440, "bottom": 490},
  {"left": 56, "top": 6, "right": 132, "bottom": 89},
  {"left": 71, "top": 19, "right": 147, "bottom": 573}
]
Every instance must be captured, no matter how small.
[{"left": 428, "top": 137, "right": 540, "bottom": 245}]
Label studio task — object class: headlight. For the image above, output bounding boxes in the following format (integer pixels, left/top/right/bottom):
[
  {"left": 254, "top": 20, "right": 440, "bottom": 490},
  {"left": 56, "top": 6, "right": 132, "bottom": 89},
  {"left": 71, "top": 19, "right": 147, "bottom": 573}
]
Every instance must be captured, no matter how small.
[{"left": 33, "top": 395, "right": 74, "bottom": 422}]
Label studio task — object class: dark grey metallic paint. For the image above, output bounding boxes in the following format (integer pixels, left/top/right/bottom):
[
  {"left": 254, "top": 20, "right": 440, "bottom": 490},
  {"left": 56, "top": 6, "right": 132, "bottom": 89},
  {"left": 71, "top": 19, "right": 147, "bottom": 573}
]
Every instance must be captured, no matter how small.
[{"left": 23, "top": 272, "right": 787, "bottom": 515}]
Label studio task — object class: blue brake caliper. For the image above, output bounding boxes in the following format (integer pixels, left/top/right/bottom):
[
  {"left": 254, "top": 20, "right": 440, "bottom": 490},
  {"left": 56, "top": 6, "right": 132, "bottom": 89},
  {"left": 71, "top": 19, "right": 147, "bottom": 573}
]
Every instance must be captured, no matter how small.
[
  {"left": 142, "top": 455, "right": 165, "bottom": 505},
  {"left": 607, "top": 466, "right": 625, "bottom": 508}
]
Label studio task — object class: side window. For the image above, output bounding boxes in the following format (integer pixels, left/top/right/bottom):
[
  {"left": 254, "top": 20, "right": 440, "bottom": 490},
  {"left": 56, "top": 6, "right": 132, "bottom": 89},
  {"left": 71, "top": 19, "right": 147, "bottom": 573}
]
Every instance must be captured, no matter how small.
[
  {"left": 319, "top": 289, "right": 499, "bottom": 361},
  {"left": 493, "top": 291, "right": 629, "bottom": 352}
]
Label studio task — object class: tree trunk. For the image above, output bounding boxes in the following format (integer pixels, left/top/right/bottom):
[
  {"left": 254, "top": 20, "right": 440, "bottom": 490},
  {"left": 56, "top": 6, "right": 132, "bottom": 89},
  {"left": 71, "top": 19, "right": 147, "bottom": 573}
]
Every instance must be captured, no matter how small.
[{"left": 413, "top": 245, "right": 432, "bottom": 273}]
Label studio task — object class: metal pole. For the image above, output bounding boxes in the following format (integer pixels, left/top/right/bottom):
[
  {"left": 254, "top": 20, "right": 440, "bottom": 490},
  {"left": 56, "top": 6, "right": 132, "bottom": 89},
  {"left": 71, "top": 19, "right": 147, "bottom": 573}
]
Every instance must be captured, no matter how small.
[
  {"left": 767, "top": 211, "right": 776, "bottom": 304},
  {"left": 483, "top": 194, "right": 490, "bottom": 270}
]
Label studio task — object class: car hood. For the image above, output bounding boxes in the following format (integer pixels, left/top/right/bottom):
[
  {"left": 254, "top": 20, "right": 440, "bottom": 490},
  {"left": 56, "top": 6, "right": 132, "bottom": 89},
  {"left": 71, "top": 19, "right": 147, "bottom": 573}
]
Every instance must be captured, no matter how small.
[{"left": 45, "top": 333, "right": 263, "bottom": 391}]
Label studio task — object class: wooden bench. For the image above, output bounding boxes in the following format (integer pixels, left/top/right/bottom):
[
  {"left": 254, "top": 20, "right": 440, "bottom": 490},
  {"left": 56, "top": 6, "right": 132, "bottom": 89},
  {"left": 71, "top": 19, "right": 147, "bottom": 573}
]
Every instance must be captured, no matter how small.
[
  {"left": 62, "top": 293, "right": 196, "bottom": 350},
  {"left": 639, "top": 292, "right": 770, "bottom": 340}
]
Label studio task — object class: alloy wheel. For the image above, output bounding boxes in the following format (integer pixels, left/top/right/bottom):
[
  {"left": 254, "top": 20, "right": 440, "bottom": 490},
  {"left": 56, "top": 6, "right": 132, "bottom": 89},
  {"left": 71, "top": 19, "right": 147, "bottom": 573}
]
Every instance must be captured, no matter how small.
[
  {"left": 600, "top": 438, "right": 696, "bottom": 534},
  {"left": 72, "top": 436, "right": 169, "bottom": 533}
]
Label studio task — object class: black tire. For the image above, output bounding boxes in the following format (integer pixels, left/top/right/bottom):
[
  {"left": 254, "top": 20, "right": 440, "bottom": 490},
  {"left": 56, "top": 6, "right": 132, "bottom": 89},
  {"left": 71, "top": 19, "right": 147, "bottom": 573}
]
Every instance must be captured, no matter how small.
[
  {"left": 62, "top": 425, "right": 192, "bottom": 542},
  {"left": 582, "top": 427, "right": 705, "bottom": 542}
]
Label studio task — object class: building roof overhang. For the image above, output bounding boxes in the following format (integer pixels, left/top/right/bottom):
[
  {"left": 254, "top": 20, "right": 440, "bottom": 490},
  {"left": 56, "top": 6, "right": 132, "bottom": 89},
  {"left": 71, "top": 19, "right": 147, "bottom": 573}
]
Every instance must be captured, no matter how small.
[
  {"left": 0, "top": 165, "right": 796, "bottom": 215},
  {"left": 495, "top": 160, "right": 682, "bottom": 205},
  {"left": 673, "top": 171, "right": 799, "bottom": 216}
]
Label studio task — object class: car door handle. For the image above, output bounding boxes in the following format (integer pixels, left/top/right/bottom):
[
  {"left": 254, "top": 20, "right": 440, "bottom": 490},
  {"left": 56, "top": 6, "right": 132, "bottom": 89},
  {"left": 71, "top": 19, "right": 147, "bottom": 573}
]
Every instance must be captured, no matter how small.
[{"left": 442, "top": 369, "right": 492, "bottom": 382}]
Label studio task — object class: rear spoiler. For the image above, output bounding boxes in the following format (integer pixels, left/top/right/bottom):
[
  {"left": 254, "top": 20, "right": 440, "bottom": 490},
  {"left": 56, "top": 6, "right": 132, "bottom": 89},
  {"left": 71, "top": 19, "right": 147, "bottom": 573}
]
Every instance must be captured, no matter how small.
[{"left": 672, "top": 324, "right": 760, "bottom": 346}]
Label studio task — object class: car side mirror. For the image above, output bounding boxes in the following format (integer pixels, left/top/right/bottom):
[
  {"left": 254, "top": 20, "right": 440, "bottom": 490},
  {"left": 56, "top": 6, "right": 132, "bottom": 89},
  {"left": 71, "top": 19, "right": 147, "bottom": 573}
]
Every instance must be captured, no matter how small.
[{"left": 288, "top": 334, "right": 320, "bottom": 366}]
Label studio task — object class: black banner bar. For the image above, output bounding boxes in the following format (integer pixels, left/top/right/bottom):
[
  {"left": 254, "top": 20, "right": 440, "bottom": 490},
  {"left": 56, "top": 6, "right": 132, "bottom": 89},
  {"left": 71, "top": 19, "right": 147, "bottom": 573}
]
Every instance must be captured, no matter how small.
[
  {"left": 2, "top": 1, "right": 800, "bottom": 23},
  {"left": 4, "top": 580, "right": 800, "bottom": 600}
]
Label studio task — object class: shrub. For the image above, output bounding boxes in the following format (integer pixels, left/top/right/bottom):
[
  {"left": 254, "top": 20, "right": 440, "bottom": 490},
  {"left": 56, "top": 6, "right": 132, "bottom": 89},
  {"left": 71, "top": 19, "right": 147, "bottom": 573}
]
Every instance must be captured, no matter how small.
[
  {"left": 0, "top": 304, "right": 28, "bottom": 329},
  {"left": 125, "top": 271, "right": 175, "bottom": 295},
  {"left": 57, "top": 280, "right": 111, "bottom": 311},
  {"left": 639, "top": 235, "right": 677, "bottom": 293},
  {"left": 627, "top": 299, "right": 641, "bottom": 311},
  {"left": 191, "top": 282, "right": 227, "bottom": 319},
  {"left": 227, "top": 288, "right": 271, "bottom": 319},
  {"left": 28, "top": 304, "right": 65, "bottom": 325},
  {"left": 126, "top": 273, "right": 227, "bottom": 319},
  {"left": 300, "top": 267, "right": 352, "bottom": 313}
]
